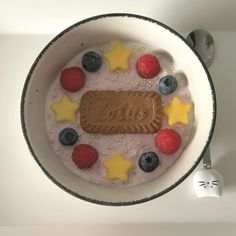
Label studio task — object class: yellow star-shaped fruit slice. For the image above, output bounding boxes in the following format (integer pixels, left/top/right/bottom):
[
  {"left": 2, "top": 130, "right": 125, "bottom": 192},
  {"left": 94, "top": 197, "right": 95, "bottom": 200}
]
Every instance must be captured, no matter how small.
[
  {"left": 103, "top": 41, "right": 132, "bottom": 71},
  {"left": 103, "top": 153, "right": 134, "bottom": 181},
  {"left": 50, "top": 95, "right": 80, "bottom": 123},
  {"left": 163, "top": 97, "right": 192, "bottom": 126}
]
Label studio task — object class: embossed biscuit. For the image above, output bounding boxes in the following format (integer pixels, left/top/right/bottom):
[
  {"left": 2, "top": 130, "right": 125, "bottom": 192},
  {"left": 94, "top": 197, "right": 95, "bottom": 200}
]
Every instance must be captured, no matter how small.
[{"left": 80, "top": 90, "right": 162, "bottom": 134}]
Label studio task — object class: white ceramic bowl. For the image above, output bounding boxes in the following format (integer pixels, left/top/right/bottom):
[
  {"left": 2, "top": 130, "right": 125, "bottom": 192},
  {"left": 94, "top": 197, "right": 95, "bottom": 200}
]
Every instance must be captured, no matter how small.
[{"left": 21, "top": 14, "right": 216, "bottom": 205}]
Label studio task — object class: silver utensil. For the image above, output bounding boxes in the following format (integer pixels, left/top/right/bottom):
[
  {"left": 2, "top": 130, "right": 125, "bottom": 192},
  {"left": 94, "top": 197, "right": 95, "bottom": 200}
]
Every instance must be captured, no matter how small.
[
  {"left": 186, "top": 29, "right": 215, "bottom": 68},
  {"left": 186, "top": 29, "right": 215, "bottom": 170},
  {"left": 187, "top": 29, "right": 223, "bottom": 197}
]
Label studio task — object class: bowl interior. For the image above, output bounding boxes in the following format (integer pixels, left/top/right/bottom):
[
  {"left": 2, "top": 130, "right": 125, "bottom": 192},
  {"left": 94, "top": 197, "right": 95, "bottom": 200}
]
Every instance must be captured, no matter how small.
[{"left": 21, "top": 14, "right": 215, "bottom": 205}]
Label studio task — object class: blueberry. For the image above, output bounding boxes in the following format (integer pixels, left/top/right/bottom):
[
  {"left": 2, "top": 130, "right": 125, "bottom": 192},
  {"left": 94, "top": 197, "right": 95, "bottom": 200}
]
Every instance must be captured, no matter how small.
[
  {"left": 82, "top": 51, "right": 102, "bottom": 72},
  {"left": 159, "top": 75, "right": 178, "bottom": 95},
  {"left": 138, "top": 152, "right": 159, "bottom": 172},
  {"left": 59, "top": 128, "right": 78, "bottom": 146}
]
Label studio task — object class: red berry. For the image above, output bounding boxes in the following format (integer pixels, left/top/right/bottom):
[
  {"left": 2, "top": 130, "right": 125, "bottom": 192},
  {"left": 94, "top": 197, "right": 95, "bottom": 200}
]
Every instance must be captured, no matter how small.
[
  {"left": 136, "top": 54, "right": 161, "bottom": 79},
  {"left": 72, "top": 144, "right": 98, "bottom": 169},
  {"left": 60, "top": 67, "right": 85, "bottom": 92},
  {"left": 155, "top": 129, "right": 182, "bottom": 154}
]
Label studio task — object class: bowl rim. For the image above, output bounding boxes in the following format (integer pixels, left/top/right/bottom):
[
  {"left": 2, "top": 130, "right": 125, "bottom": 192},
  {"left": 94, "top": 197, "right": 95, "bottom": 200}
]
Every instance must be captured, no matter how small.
[{"left": 20, "top": 13, "right": 217, "bottom": 206}]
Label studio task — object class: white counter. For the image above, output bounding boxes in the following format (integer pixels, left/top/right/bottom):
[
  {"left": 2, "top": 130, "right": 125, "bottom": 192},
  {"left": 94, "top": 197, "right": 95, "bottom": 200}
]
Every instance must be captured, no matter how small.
[{"left": 1, "top": 0, "right": 236, "bottom": 234}]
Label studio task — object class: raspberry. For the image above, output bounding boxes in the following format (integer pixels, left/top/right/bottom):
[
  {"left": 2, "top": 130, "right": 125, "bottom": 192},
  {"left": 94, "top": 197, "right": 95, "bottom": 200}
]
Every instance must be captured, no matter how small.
[
  {"left": 60, "top": 67, "right": 85, "bottom": 92},
  {"left": 155, "top": 129, "right": 182, "bottom": 154},
  {"left": 136, "top": 54, "right": 161, "bottom": 79},
  {"left": 72, "top": 144, "right": 98, "bottom": 169}
]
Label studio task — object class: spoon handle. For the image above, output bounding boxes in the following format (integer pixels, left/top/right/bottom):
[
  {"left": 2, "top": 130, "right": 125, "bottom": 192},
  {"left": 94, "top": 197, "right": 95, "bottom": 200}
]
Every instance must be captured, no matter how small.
[{"left": 203, "top": 148, "right": 211, "bottom": 169}]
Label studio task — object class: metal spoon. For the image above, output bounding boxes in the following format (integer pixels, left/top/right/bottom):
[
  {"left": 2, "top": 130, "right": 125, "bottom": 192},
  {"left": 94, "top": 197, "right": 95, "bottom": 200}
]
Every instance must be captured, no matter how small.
[
  {"left": 186, "top": 29, "right": 215, "bottom": 169},
  {"left": 186, "top": 29, "right": 215, "bottom": 68}
]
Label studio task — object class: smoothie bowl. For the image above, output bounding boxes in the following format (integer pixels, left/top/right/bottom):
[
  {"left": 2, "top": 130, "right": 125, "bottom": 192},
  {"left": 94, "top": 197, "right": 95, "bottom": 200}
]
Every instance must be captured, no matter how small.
[{"left": 21, "top": 13, "right": 216, "bottom": 205}]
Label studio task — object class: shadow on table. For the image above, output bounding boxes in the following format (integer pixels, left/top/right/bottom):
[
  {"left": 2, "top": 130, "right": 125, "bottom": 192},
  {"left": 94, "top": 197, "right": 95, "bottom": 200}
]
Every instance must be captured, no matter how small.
[
  {"left": 151, "top": 1, "right": 236, "bottom": 32},
  {"left": 214, "top": 148, "right": 236, "bottom": 190}
]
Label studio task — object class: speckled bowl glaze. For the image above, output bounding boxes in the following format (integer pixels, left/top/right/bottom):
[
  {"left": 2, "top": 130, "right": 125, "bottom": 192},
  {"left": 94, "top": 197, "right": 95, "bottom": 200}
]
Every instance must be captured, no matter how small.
[{"left": 21, "top": 13, "right": 216, "bottom": 206}]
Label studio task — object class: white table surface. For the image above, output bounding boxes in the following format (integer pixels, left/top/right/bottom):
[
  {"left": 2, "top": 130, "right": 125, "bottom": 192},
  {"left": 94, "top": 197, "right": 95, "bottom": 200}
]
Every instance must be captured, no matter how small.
[
  {"left": 1, "top": 1, "right": 236, "bottom": 234},
  {"left": 1, "top": 0, "right": 236, "bottom": 34}
]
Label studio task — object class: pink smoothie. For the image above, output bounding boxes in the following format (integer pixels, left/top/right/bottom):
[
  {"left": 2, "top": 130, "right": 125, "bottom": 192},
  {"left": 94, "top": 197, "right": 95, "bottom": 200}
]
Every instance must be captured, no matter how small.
[{"left": 45, "top": 41, "right": 194, "bottom": 187}]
